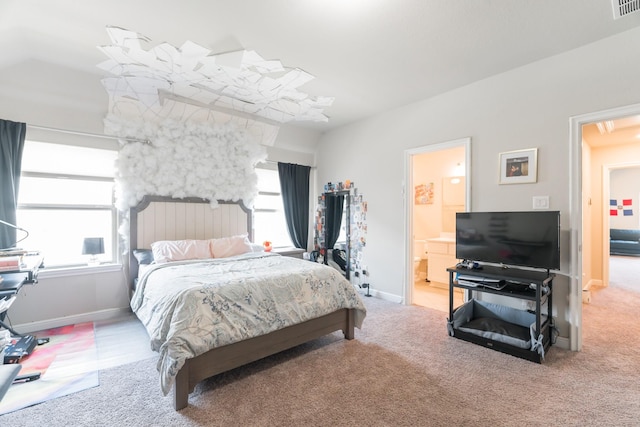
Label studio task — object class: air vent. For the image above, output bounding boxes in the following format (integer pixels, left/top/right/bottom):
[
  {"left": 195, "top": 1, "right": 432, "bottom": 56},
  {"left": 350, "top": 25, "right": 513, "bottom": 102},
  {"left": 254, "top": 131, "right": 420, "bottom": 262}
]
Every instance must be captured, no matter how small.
[{"left": 611, "top": 0, "right": 640, "bottom": 19}]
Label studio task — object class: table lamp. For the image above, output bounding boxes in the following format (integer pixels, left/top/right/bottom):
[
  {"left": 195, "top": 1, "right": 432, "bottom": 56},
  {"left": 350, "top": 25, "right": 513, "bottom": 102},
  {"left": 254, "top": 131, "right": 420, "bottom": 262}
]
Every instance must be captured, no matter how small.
[{"left": 82, "top": 237, "right": 104, "bottom": 266}]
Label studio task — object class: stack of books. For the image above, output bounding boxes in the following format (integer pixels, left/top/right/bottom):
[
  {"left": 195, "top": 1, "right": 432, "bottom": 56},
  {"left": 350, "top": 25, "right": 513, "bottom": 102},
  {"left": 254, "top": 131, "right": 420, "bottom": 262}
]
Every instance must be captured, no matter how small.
[
  {"left": 0, "top": 249, "right": 30, "bottom": 257},
  {"left": 0, "top": 256, "right": 21, "bottom": 272}
]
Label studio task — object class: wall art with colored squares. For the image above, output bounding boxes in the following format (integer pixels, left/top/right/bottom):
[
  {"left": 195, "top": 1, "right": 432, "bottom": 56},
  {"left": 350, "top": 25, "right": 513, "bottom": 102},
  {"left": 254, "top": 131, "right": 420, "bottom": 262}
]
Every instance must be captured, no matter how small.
[{"left": 610, "top": 198, "right": 633, "bottom": 216}]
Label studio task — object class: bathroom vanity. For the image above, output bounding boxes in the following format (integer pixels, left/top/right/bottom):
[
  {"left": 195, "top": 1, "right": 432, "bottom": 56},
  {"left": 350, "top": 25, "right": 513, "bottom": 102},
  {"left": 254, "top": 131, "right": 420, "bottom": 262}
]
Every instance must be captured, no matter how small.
[{"left": 426, "top": 236, "right": 457, "bottom": 288}]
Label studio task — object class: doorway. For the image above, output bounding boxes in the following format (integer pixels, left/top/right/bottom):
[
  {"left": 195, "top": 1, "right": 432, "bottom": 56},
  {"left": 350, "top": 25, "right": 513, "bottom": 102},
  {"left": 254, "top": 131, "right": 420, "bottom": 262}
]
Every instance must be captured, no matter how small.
[
  {"left": 403, "top": 137, "right": 470, "bottom": 309},
  {"left": 602, "top": 165, "right": 640, "bottom": 289},
  {"left": 571, "top": 102, "right": 640, "bottom": 351}
]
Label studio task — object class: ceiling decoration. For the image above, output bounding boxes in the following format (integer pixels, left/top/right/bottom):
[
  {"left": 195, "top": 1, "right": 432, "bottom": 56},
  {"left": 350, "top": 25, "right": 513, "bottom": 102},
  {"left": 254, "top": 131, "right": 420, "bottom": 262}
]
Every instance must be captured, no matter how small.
[{"left": 97, "top": 26, "right": 333, "bottom": 125}]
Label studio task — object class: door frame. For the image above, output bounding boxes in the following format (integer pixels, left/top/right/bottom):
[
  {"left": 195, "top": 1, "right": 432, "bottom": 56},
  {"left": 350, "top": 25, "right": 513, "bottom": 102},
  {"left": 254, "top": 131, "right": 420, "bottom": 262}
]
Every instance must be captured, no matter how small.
[
  {"left": 570, "top": 101, "right": 640, "bottom": 351},
  {"left": 403, "top": 137, "right": 471, "bottom": 305}
]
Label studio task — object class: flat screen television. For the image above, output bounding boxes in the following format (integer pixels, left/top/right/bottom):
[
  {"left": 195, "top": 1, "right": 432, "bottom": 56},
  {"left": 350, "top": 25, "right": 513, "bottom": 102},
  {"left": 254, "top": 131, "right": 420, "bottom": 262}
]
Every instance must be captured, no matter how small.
[{"left": 456, "top": 211, "right": 560, "bottom": 271}]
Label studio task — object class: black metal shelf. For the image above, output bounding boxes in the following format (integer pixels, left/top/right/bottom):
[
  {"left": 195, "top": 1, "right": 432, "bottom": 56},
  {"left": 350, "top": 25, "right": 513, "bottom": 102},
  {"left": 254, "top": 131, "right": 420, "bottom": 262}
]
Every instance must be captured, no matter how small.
[
  {"left": 452, "top": 281, "right": 546, "bottom": 301},
  {"left": 447, "top": 264, "right": 555, "bottom": 363}
]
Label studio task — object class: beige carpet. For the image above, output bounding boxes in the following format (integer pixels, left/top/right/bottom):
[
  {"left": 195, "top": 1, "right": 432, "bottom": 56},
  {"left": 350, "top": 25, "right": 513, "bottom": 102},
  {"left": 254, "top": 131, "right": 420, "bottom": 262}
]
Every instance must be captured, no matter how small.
[
  {"left": 609, "top": 255, "right": 640, "bottom": 292},
  {"left": 1, "top": 282, "right": 638, "bottom": 426}
]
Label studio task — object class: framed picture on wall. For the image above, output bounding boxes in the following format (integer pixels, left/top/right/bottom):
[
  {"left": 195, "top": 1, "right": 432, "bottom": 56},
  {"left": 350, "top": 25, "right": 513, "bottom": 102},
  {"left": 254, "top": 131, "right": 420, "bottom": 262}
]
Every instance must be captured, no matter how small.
[
  {"left": 498, "top": 148, "right": 538, "bottom": 184},
  {"left": 414, "top": 182, "right": 434, "bottom": 204}
]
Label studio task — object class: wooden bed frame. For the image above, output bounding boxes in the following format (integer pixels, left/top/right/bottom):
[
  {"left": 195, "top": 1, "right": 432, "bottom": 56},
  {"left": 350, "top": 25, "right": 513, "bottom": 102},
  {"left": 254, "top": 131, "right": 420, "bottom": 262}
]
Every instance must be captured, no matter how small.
[{"left": 129, "top": 196, "right": 356, "bottom": 410}]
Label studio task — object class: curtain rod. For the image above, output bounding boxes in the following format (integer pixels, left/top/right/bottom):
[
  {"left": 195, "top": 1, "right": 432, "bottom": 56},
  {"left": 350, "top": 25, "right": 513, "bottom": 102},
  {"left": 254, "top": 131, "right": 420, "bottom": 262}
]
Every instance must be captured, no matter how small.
[
  {"left": 27, "top": 124, "right": 149, "bottom": 144},
  {"left": 260, "top": 159, "right": 317, "bottom": 169},
  {"left": 27, "top": 126, "right": 316, "bottom": 164}
]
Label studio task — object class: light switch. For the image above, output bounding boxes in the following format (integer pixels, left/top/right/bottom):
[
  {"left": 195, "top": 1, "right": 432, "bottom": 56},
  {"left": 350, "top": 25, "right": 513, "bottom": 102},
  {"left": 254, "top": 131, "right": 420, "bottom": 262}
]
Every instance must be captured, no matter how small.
[{"left": 532, "top": 196, "right": 549, "bottom": 210}]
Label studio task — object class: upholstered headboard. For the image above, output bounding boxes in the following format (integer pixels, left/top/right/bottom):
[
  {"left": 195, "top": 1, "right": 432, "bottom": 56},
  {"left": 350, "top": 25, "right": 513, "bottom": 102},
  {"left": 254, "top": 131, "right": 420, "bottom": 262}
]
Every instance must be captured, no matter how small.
[{"left": 128, "top": 196, "right": 252, "bottom": 287}]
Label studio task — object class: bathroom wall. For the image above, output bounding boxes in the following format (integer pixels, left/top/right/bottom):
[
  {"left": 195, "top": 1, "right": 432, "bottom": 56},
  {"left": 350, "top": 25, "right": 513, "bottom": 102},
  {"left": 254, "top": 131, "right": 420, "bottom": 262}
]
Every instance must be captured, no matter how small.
[{"left": 413, "top": 145, "right": 466, "bottom": 240}]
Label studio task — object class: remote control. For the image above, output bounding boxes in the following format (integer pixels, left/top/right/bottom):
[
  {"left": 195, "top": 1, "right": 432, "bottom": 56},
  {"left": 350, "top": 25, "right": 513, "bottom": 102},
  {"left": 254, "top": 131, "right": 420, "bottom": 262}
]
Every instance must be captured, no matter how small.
[{"left": 12, "top": 372, "right": 41, "bottom": 383}]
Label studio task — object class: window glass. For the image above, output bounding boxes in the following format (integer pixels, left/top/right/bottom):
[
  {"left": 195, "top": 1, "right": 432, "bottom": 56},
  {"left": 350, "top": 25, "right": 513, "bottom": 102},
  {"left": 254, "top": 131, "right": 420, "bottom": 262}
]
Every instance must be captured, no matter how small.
[
  {"left": 253, "top": 166, "right": 294, "bottom": 248},
  {"left": 16, "top": 140, "right": 117, "bottom": 267},
  {"left": 337, "top": 205, "right": 348, "bottom": 244},
  {"left": 17, "top": 209, "right": 114, "bottom": 267},
  {"left": 18, "top": 177, "right": 114, "bottom": 205},
  {"left": 253, "top": 193, "right": 284, "bottom": 211},
  {"left": 255, "top": 168, "right": 281, "bottom": 193},
  {"left": 21, "top": 141, "right": 116, "bottom": 177}
]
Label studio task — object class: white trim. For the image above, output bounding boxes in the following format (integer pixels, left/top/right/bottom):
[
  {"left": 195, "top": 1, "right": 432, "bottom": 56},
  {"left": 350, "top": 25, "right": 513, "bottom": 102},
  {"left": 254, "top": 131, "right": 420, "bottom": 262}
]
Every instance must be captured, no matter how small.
[
  {"left": 363, "top": 289, "right": 404, "bottom": 304},
  {"left": 584, "top": 278, "right": 602, "bottom": 290},
  {"left": 569, "top": 101, "right": 640, "bottom": 352},
  {"left": 27, "top": 124, "right": 148, "bottom": 144},
  {"left": 554, "top": 336, "right": 570, "bottom": 350},
  {"left": 403, "top": 138, "right": 471, "bottom": 306},
  {"left": 602, "top": 164, "right": 611, "bottom": 290},
  {"left": 12, "top": 307, "right": 132, "bottom": 334},
  {"left": 37, "top": 263, "right": 122, "bottom": 279}
]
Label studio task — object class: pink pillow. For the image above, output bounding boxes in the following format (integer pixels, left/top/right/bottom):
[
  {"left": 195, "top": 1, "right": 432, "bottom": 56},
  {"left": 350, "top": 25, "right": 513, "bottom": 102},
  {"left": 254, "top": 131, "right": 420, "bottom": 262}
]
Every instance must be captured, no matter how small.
[
  {"left": 210, "top": 235, "right": 252, "bottom": 258},
  {"left": 151, "top": 239, "right": 212, "bottom": 264}
]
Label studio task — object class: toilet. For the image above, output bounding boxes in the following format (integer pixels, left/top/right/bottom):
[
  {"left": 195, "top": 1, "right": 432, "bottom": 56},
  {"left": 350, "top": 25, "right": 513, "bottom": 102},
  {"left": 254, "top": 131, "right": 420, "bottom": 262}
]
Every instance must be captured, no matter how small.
[{"left": 413, "top": 239, "right": 428, "bottom": 282}]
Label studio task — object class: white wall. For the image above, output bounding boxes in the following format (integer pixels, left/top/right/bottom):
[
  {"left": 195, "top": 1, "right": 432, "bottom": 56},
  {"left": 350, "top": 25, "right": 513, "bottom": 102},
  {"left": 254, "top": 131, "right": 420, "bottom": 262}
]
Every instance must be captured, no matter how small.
[
  {"left": 610, "top": 167, "right": 640, "bottom": 230},
  {"left": 316, "top": 27, "right": 640, "bottom": 342},
  {"left": 7, "top": 266, "right": 129, "bottom": 333},
  {"left": 582, "top": 141, "right": 594, "bottom": 289}
]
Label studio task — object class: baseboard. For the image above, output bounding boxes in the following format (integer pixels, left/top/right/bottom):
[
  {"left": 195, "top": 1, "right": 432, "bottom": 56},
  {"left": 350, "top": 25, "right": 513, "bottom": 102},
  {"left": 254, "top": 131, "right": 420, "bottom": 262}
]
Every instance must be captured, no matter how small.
[
  {"left": 13, "top": 307, "right": 133, "bottom": 334},
  {"left": 583, "top": 279, "right": 601, "bottom": 291},
  {"left": 363, "top": 288, "right": 403, "bottom": 304},
  {"left": 554, "top": 335, "right": 570, "bottom": 350}
]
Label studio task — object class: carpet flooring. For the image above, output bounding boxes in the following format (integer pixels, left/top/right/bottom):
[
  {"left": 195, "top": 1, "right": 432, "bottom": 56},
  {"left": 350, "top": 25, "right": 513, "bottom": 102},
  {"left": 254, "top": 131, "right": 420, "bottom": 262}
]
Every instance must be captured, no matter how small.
[
  {"left": 1, "top": 256, "right": 638, "bottom": 425},
  {"left": 0, "top": 278, "right": 638, "bottom": 426}
]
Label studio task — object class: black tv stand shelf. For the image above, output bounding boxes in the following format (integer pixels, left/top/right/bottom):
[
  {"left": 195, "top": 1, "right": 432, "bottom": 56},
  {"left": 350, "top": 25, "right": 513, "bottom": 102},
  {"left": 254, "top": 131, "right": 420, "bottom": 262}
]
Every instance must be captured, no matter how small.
[{"left": 447, "top": 264, "right": 554, "bottom": 363}]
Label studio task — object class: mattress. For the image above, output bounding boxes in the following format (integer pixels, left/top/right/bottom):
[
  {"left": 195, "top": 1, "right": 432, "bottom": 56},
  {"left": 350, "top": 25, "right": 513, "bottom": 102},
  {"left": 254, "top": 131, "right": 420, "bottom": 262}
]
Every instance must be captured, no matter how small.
[{"left": 130, "top": 251, "right": 367, "bottom": 394}]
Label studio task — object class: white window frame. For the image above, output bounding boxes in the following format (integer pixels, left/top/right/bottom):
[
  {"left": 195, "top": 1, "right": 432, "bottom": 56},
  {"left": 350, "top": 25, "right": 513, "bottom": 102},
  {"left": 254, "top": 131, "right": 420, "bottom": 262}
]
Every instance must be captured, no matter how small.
[
  {"left": 16, "top": 141, "right": 119, "bottom": 269},
  {"left": 253, "top": 163, "right": 294, "bottom": 248}
]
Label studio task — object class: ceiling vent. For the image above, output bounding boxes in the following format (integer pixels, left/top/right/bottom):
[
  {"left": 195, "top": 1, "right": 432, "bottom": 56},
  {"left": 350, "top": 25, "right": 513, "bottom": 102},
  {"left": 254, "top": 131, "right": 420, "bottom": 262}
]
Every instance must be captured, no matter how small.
[{"left": 611, "top": 0, "right": 640, "bottom": 19}]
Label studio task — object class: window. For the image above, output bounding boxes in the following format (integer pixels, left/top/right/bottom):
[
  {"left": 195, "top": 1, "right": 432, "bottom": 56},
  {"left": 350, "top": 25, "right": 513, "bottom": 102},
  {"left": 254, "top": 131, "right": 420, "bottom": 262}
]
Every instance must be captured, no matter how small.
[
  {"left": 253, "top": 165, "right": 294, "bottom": 248},
  {"left": 17, "top": 141, "right": 118, "bottom": 267}
]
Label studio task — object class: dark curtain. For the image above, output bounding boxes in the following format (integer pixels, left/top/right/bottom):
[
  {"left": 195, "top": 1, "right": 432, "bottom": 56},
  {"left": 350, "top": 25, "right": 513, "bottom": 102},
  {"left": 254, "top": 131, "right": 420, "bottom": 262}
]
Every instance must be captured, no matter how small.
[
  {"left": 324, "top": 194, "right": 344, "bottom": 250},
  {"left": 277, "top": 162, "right": 311, "bottom": 249},
  {"left": 0, "top": 119, "right": 26, "bottom": 250}
]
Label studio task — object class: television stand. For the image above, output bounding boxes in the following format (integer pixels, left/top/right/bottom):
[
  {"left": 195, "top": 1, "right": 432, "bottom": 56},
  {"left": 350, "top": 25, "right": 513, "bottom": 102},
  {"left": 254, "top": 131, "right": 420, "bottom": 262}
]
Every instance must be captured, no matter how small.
[{"left": 446, "top": 264, "right": 554, "bottom": 363}]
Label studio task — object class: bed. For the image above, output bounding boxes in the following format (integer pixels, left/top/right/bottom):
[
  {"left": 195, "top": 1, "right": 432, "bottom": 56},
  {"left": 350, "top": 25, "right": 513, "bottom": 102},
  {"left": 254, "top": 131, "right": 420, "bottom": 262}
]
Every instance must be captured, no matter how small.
[{"left": 128, "top": 196, "right": 367, "bottom": 410}]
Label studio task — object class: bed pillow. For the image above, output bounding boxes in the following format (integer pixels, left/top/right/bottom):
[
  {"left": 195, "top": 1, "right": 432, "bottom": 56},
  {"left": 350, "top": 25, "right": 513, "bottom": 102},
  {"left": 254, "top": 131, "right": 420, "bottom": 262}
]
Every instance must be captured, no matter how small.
[
  {"left": 133, "top": 249, "right": 154, "bottom": 265},
  {"left": 210, "top": 235, "right": 253, "bottom": 258},
  {"left": 151, "top": 239, "right": 213, "bottom": 264}
]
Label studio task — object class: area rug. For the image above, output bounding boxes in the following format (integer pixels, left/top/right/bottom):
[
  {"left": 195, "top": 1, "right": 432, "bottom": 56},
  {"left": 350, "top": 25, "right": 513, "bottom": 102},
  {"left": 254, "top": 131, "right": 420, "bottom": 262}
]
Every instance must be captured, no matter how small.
[{"left": 0, "top": 322, "right": 99, "bottom": 415}]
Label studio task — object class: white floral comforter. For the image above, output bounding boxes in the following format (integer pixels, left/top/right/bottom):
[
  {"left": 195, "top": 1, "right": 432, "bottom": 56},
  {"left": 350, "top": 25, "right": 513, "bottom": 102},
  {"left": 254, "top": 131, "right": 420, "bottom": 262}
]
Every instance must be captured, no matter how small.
[{"left": 130, "top": 252, "right": 367, "bottom": 395}]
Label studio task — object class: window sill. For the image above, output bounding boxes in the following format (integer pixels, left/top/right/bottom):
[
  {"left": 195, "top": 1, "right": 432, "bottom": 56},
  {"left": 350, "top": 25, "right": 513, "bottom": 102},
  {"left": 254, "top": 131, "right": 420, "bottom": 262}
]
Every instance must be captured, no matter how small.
[
  {"left": 272, "top": 247, "right": 305, "bottom": 258},
  {"left": 37, "top": 263, "right": 123, "bottom": 279}
]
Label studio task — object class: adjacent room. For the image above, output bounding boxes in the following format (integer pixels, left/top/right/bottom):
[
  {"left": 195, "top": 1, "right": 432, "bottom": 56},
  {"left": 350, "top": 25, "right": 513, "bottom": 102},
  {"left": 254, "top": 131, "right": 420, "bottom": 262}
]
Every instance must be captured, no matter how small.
[{"left": 1, "top": 1, "right": 640, "bottom": 424}]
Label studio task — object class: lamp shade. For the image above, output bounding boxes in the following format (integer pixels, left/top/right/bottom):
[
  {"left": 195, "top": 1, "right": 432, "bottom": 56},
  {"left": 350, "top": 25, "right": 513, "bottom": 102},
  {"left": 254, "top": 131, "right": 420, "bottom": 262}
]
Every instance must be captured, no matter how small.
[{"left": 82, "top": 237, "right": 104, "bottom": 255}]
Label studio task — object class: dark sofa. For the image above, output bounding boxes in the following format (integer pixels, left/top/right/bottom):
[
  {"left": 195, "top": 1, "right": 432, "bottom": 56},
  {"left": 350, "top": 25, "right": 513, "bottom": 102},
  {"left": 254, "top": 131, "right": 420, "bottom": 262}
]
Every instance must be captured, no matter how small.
[{"left": 610, "top": 229, "right": 640, "bottom": 256}]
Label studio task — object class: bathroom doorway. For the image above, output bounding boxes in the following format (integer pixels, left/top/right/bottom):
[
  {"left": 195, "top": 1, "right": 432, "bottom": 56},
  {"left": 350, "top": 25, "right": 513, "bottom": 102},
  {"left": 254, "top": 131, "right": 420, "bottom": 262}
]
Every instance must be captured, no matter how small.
[{"left": 404, "top": 138, "right": 470, "bottom": 310}]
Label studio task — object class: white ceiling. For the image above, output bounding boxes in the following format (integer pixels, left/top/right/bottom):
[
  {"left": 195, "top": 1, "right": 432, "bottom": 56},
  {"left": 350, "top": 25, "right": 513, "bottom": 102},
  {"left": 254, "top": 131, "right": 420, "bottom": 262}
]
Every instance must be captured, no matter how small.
[{"left": 1, "top": 0, "right": 640, "bottom": 134}]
